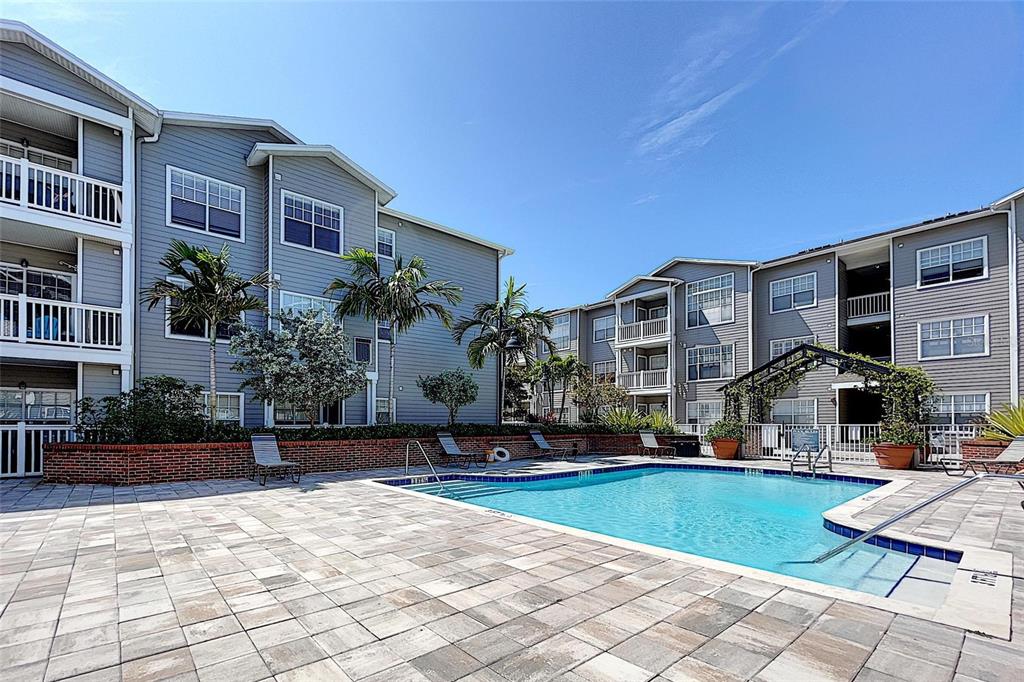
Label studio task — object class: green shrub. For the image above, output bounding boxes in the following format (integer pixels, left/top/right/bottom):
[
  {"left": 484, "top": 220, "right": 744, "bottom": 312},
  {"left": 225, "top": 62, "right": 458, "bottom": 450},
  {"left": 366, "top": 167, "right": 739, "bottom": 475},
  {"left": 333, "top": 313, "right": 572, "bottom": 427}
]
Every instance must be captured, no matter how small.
[
  {"left": 982, "top": 401, "right": 1024, "bottom": 441},
  {"left": 705, "top": 419, "right": 745, "bottom": 443},
  {"left": 599, "top": 407, "right": 647, "bottom": 433},
  {"left": 871, "top": 420, "right": 925, "bottom": 447},
  {"left": 643, "top": 410, "right": 678, "bottom": 434},
  {"left": 77, "top": 376, "right": 207, "bottom": 444}
]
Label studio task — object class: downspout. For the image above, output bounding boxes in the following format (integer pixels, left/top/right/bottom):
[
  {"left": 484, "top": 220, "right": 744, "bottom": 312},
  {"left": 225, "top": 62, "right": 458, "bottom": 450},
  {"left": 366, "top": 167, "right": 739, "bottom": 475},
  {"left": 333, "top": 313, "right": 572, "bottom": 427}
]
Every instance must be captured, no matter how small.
[
  {"left": 1003, "top": 202, "right": 1019, "bottom": 404},
  {"left": 135, "top": 112, "right": 162, "bottom": 387}
]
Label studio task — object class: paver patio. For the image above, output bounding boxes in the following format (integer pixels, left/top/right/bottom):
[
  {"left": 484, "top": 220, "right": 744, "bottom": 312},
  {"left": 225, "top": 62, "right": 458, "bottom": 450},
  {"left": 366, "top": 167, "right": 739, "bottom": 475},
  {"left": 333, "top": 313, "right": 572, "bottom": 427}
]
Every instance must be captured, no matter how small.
[{"left": 1, "top": 455, "right": 1020, "bottom": 681}]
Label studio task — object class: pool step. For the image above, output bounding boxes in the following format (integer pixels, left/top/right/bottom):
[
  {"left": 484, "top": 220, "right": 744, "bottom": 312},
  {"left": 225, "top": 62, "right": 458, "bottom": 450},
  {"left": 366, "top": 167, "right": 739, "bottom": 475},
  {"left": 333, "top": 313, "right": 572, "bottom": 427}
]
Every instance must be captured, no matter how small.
[{"left": 406, "top": 479, "right": 513, "bottom": 500}]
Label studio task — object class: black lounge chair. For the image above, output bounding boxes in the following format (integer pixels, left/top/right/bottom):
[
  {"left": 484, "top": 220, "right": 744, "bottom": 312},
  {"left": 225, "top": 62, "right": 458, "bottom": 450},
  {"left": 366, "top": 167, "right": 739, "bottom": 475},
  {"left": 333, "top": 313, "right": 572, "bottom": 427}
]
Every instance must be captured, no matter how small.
[
  {"left": 250, "top": 434, "right": 301, "bottom": 485},
  {"left": 636, "top": 430, "right": 675, "bottom": 457},
  {"left": 528, "top": 430, "right": 577, "bottom": 461},
  {"left": 437, "top": 432, "right": 487, "bottom": 469}
]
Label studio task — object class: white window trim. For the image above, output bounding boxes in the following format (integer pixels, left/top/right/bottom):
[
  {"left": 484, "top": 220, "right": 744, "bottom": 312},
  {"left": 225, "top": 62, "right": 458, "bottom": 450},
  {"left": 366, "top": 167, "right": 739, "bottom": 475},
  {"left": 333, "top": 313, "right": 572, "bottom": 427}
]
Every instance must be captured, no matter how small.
[
  {"left": 769, "top": 272, "right": 818, "bottom": 315},
  {"left": 685, "top": 273, "right": 735, "bottom": 329},
  {"left": 552, "top": 313, "right": 571, "bottom": 351},
  {"left": 592, "top": 360, "right": 616, "bottom": 380},
  {"left": 770, "top": 398, "right": 818, "bottom": 424},
  {"left": 375, "top": 396, "right": 396, "bottom": 422},
  {"left": 279, "top": 189, "right": 345, "bottom": 255},
  {"left": 0, "top": 140, "right": 79, "bottom": 172},
  {"left": 917, "top": 314, "right": 990, "bottom": 361},
  {"left": 0, "top": 261, "right": 78, "bottom": 302},
  {"left": 376, "top": 318, "right": 392, "bottom": 344},
  {"left": 927, "top": 393, "right": 990, "bottom": 424},
  {"left": 200, "top": 391, "right": 245, "bottom": 425},
  {"left": 376, "top": 227, "right": 396, "bottom": 260},
  {"left": 770, "top": 335, "right": 817, "bottom": 360},
  {"left": 592, "top": 314, "right": 615, "bottom": 343},
  {"left": 685, "top": 343, "right": 736, "bottom": 383},
  {"left": 915, "top": 235, "right": 989, "bottom": 290},
  {"left": 163, "top": 276, "right": 246, "bottom": 344},
  {"left": 165, "top": 165, "right": 246, "bottom": 243},
  {"left": 686, "top": 400, "right": 724, "bottom": 424},
  {"left": 648, "top": 353, "right": 668, "bottom": 370},
  {"left": 279, "top": 290, "right": 335, "bottom": 324},
  {"left": 354, "top": 336, "right": 374, "bottom": 366}
]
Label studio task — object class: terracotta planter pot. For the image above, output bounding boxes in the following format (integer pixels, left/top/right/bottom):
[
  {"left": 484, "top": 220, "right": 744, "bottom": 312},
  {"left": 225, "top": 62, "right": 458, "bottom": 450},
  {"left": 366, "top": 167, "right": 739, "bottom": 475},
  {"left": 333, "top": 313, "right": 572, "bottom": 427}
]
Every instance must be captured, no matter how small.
[
  {"left": 711, "top": 438, "right": 740, "bottom": 460},
  {"left": 872, "top": 443, "right": 916, "bottom": 470}
]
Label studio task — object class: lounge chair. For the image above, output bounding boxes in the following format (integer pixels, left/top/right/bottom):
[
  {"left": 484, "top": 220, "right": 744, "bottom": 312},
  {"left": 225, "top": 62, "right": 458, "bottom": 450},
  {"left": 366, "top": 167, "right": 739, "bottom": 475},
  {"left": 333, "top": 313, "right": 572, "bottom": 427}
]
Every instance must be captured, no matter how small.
[
  {"left": 941, "top": 436, "right": 1024, "bottom": 476},
  {"left": 250, "top": 434, "right": 301, "bottom": 485},
  {"left": 636, "top": 430, "right": 675, "bottom": 457},
  {"left": 437, "top": 432, "right": 487, "bottom": 469},
  {"left": 529, "top": 430, "right": 577, "bottom": 461}
]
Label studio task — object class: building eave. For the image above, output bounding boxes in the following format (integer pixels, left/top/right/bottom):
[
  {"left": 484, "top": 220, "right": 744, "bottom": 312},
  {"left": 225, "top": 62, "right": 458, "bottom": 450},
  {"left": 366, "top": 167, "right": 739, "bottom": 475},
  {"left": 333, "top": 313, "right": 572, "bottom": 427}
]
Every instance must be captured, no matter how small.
[
  {"left": 991, "top": 186, "right": 1024, "bottom": 210},
  {"left": 606, "top": 275, "right": 680, "bottom": 299},
  {"left": 379, "top": 207, "right": 513, "bottom": 255},
  {"left": 247, "top": 143, "right": 396, "bottom": 205},
  {"left": 164, "top": 113, "right": 302, "bottom": 145}
]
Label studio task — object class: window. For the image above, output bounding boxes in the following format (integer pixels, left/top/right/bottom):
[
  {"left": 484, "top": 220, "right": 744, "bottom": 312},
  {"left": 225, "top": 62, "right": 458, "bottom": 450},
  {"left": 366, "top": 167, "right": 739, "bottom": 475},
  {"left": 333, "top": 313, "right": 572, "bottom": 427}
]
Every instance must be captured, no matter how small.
[
  {"left": 592, "top": 315, "right": 615, "bottom": 342},
  {"left": 647, "top": 306, "right": 668, "bottom": 320},
  {"left": 0, "top": 141, "right": 75, "bottom": 172},
  {"left": 167, "top": 166, "right": 244, "bottom": 240},
  {"left": 648, "top": 354, "right": 668, "bottom": 371},
  {"left": 686, "top": 401, "right": 722, "bottom": 425},
  {"left": 770, "top": 273, "right": 816, "bottom": 313},
  {"left": 552, "top": 313, "right": 571, "bottom": 351},
  {"left": 593, "top": 360, "right": 616, "bottom": 383},
  {"left": 0, "top": 265, "right": 73, "bottom": 301},
  {"left": 919, "top": 316, "right": 987, "bottom": 359},
  {"left": 282, "top": 190, "right": 343, "bottom": 254},
  {"left": 0, "top": 388, "right": 75, "bottom": 423},
  {"left": 917, "top": 237, "right": 986, "bottom": 287},
  {"left": 201, "top": 392, "right": 242, "bottom": 423},
  {"left": 375, "top": 397, "right": 395, "bottom": 424},
  {"left": 771, "top": 336, "right": 816, "bottom": 360},
  {"left": 686, "top": 274, "right": 734, "bottom": 327},
  {"left": 165, "top": 279, "right": 244, "bottom": 342},
  {"left": 280, "top": 291, "right": 333, "bottom": 323},
  {"left": 772, "top": 399, "right": 816, "bottom": 425},
  {"left": 354, "top": 337, "right": 372, "bottom": 363},
  {"left": 926, "top": 394, "right": 988, "bottom": 425},
  {"left": 273, "top": 401, "right": 304, "bottom": 426},
  {"left": 686, "top": 344, "right": 734, "bottom": 381},
  {"left": 376, "top": 228, "right": 395, "bottom": 259},
  {"left": 377, "top": 319, "right": 391, "bottom": 342}
]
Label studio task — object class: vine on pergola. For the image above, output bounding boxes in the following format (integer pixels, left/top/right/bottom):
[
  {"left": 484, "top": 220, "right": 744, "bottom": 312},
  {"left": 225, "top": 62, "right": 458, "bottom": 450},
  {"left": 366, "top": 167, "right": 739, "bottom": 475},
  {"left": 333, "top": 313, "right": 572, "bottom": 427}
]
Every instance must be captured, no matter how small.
[{"left": 720, "top": 344, "right": 934, "bottom": 425}]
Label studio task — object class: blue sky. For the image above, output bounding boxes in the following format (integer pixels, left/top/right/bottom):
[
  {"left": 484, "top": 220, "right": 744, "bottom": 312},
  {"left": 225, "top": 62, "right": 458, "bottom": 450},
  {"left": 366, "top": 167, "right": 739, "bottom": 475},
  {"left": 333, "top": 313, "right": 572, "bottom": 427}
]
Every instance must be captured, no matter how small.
[{"left": 8, "top": 1, "right": 1022, "bottom": 309}]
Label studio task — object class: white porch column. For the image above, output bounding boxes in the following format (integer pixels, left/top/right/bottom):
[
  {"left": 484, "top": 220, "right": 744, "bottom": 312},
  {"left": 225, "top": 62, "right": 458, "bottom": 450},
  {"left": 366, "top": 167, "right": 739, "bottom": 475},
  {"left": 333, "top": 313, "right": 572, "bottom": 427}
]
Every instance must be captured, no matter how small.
[{"left": 368, "top": 378, "right": 377, "bottom": 425}]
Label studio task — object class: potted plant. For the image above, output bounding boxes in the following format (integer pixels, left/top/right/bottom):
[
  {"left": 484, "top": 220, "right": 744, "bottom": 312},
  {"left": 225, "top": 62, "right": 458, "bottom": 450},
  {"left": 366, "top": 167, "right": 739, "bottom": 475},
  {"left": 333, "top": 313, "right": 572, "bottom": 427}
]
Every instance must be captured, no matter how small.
[
  {"left": 870, "top": 420, "right": 924, "bottom": 469},
  {"left": 706, "top": 419, "right": 744, "bottom": 459}
]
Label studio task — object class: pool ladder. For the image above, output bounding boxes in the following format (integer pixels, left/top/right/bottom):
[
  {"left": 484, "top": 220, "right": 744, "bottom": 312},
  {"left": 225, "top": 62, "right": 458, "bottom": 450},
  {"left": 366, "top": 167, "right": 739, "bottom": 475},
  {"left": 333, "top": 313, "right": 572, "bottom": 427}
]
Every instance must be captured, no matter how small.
[
  {"left": 794, "top": 471, "right": 1024, "bottom": 564},
  {"left": 405, "top": 440, "right": 459, "bottom": 500},
  {"left": 789, "top": 444, "right": 832, "bottom": 477}
]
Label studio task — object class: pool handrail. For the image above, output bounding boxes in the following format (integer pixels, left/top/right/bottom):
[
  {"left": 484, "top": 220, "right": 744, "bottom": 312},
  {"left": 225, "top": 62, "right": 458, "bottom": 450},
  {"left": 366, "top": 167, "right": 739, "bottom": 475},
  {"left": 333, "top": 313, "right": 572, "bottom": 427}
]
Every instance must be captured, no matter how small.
[
  {"left": 405, "top": 439, "right": 456, "bottom": 499},
  {"left": 800, "top": 471, "right": 1024, "bottom": 564}
]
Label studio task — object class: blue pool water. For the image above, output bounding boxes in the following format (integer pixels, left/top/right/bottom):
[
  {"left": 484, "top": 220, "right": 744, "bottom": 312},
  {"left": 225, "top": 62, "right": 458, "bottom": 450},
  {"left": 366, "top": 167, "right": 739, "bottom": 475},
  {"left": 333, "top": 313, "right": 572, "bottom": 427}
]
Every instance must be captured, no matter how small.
[{"left": 407, "top": 468, "right": 918, "bottom": 595}]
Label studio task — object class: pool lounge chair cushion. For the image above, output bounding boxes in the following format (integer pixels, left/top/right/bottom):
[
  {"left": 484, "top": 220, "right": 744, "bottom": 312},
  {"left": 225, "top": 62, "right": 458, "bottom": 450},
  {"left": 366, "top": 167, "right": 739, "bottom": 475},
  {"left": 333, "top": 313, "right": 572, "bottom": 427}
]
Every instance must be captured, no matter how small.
[
  {"left": 250, "top": 434, "right": 301, "bottom": 485},
  {"left": 637, "top": 430, "right": 675, "bottom": 457},
  {"left": 437, "top": 432, "right": 487, "bottom": 469}
]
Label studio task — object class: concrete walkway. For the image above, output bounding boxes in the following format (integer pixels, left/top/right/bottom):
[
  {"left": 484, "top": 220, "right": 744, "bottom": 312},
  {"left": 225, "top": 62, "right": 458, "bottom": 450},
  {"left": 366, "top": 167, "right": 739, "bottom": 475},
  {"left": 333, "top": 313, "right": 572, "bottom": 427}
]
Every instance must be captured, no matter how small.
[{"left": 0, "top": 456, "right": 1020, "bottom": 681}]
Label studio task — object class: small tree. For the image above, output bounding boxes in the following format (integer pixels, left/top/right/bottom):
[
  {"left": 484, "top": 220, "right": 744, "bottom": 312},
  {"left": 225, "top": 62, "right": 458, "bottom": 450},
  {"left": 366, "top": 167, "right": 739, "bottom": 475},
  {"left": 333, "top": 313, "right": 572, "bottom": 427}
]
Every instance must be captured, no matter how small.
[
  {"left": 503, "top": 364, "right": 533, "bottom": 421},
  {"left": 552, "top": 355, "right": 587, "bottom": 421},
  {"left": 229, "top": 311, "right": 367, "bottom": 427},
  {"left": 75, "top": 376, "right": 207, "bottom": 444},
  {"left": 572, "top": 372, "right": 628, "bottom": 422},
  {"left": 417, "top": 369, "right": 479, "bottom": 425}
]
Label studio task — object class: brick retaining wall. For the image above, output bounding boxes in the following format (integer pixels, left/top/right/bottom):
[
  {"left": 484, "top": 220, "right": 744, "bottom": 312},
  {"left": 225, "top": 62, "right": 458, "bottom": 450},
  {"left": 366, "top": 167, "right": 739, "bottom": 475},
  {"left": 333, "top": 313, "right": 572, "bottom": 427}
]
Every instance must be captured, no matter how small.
[
  {"left": 960, "top": 439, "right": 1019, "bottom": 471},
  {"left": 43, "top": 433, "right": 642, "bottom": 486}
]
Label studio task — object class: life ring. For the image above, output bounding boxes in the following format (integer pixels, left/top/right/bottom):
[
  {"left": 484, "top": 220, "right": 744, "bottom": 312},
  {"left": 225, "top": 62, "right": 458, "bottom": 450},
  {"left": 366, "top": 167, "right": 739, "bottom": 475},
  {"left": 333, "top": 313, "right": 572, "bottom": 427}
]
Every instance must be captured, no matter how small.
[{"left": 490, "top": 447, "right": 511, "bottom": 463}]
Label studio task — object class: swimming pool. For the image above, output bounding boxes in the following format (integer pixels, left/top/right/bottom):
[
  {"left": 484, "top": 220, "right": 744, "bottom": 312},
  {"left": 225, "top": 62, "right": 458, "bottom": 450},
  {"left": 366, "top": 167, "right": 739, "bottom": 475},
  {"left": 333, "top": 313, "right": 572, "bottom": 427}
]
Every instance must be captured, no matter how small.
[{"left": 399, "top": 466, "right": 922, "bottom": 595}]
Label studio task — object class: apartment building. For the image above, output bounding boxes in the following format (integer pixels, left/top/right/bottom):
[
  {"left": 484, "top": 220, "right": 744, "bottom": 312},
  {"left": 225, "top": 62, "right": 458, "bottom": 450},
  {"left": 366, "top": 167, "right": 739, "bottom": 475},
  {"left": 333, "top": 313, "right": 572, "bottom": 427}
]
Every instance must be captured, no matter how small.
[
  {"left": 0, "top": 22, "right": 511, "bottom": 476},
  {"left": 536, "top": 191, "right": 1022, "bottom": 431}
]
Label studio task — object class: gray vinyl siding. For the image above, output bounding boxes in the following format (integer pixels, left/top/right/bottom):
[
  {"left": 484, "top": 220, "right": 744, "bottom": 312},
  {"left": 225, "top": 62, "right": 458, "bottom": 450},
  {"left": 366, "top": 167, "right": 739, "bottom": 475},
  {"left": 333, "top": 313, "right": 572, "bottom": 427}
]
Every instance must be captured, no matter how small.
[
  {"left": 585, "top": 303, "right": 616, "bottom": 365},
  {"left": 136, "top": 124, "right": 275, "bottom": 427},
  {"left": 0, "top": 119, "right": 75, "bottom": 157},
  {"left": 666, "top": 264, "right": 751, "bottom": 412},
  {"left": 891, "top": 214, "right": 1011, "bottom": 408},
  {"left": 837, "top": 260, "right": 849, "bottom": 352},
  {"left": 1017, "top": 199, "right": 1023, "bottom": 396},
  {"left": 617, "top": 278, "right": 671, "bottom": 299},
  {"left": 271, "top": 155, "right": 376, "bottom": 297},
  {"left": 82, "top": 363, "right": 121, "bottom": 402},
  {"left": 376, "top": 212, "right": 499, "bottom": 424},
  {"left": 80, "top": 120, "right": 122, "bottom": 184},
  {"left": 80, "top": 239, "right": 121, "bottom": 306},
  {"left": 0, "top": 242, "right": 72, "bottom": 270},
  {"left": 754, "top": 254, "right": 838, "bottom": 423},
  {"left": 0, "top": 42, "right": 127, "bottom": 115},
  {"left": 0, "top": 362, "right": 75, "bottom": 389}
]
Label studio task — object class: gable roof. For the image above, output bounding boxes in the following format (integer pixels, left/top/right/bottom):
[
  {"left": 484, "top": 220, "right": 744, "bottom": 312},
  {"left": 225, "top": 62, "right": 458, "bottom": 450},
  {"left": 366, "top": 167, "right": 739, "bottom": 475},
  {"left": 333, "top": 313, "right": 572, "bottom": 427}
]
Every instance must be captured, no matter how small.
[
  {"left": 247, "top": 143, "right": 396, "bottom": 204},
  {"left": 379, "top": 207, "right": 513, "bottom": 256},
  {"left": 164, "top": 112, "right": 301, "bottom": 145},
  {"left": 607, "top": 275, "right": 679, "bottom": 299},
  {"left": 991, "top": 186, "right": 1024, "bottom": 210},
  {"left": 649, "top": 257, "right": 759, "bottom": 277},
  {"left": 0, "top": 20, "right": 160, "bottom": 133}
]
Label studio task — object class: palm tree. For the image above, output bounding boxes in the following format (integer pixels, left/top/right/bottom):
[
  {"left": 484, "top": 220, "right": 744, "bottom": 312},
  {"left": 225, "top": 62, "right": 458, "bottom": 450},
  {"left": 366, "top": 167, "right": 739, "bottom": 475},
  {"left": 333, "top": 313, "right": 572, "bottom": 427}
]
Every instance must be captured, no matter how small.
[
  {"left": 327, "top": 248, "right": 462, "bottom": 424},
  {"left": 143, "top": 239, "right": 271, "bottom": 422},
  {"left": 553, "top": 355, "right": 587, "bottom": 422},
  {"left": 530, "top": 355, "right": 560, "bottom": 420},
  {"left": 452, "top": 277, "right": 555, "bottom": 368}
]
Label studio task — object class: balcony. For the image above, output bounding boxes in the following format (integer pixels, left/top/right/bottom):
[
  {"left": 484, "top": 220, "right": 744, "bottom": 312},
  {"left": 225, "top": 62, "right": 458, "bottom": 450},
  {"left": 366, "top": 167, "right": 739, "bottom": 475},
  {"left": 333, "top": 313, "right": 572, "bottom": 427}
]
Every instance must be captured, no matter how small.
[
  {"left": 846, "top": 292, "right": 889, "bottom": 324},
  {"left": 618, "top": 369, "right": 669, "bottom": 391},
  {"left": 0, "top": 157, "right": 123, "bottom": 227},
  {"left": 616, "top": 317, "right": 669, "bottom": 345},
  {"left": 1, "top": 294, "right": 122, "bottom": 350}
]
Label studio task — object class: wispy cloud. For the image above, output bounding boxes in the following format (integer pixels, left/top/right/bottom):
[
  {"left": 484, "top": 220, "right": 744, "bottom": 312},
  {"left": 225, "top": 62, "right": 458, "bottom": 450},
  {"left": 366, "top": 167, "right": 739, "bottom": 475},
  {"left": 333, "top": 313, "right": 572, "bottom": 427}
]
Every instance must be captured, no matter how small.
[
  {"left": 632, "top": 193, "right": 660, "bottom": 205},
  {"left": 632, "top": 2, "right": 845, "bottom": 160}
]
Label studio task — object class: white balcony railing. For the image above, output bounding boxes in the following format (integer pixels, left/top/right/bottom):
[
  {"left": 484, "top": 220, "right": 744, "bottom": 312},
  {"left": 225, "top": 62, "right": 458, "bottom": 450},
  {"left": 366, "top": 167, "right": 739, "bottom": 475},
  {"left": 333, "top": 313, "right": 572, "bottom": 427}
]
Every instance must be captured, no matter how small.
[
  {"left": 0, "top": 157, "right": 123, "bottom": 227},
  {"left": 617, "top": 317, "right": 668, "bottom": 343},
  {"left": 847, "top": 292, "right": 890, "bottom": 319},
  {"left": 0, "top": 294, "right": 122, "bottom": 350},
  {"left": 618, "top": 369, "right": 669, "bottom": 390},
  {"left": 0, "top": 423, "right": 75, "bottom": 477}
]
